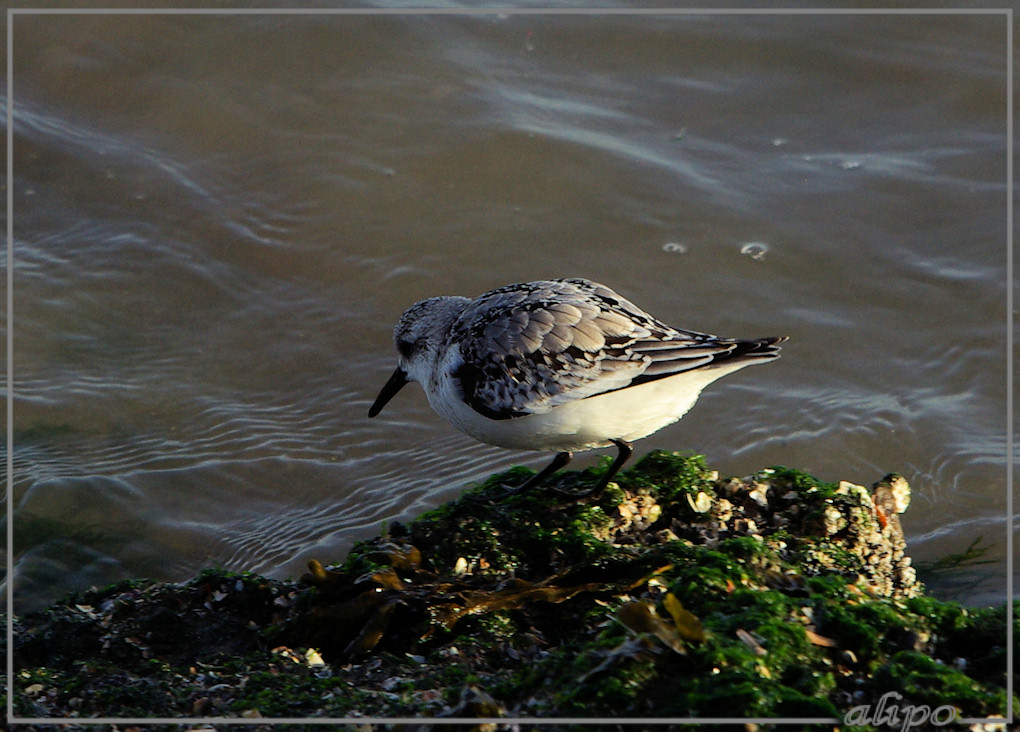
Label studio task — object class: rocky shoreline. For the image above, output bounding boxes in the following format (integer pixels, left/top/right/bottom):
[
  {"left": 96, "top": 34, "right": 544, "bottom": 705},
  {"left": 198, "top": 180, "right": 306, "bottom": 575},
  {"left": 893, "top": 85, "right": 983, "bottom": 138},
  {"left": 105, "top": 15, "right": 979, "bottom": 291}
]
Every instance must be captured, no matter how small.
[{"left": 5, "top": 452, "right": 1014, "bottom": 730}]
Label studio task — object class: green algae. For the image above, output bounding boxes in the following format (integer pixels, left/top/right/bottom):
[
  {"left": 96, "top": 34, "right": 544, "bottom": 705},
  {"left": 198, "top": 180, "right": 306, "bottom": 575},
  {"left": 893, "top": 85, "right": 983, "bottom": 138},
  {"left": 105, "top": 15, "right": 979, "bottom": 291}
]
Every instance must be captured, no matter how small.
[{"left": 6, "top": 451, "right": 1014, "bottom": 726}]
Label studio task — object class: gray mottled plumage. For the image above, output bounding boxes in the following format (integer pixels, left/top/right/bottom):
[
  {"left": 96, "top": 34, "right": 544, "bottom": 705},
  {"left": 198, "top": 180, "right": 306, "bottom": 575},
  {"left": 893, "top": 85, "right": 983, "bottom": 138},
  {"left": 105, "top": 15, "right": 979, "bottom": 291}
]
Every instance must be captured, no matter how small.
[{"left": 398, "top": 278, "right": 783, "bottom": 420}]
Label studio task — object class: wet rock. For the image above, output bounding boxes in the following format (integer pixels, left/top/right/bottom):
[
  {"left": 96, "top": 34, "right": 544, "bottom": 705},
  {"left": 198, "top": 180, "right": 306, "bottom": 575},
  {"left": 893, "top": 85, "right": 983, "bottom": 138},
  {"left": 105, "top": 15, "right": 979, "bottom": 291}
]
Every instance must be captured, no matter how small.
[
  {"left": 688, "top": 467, "right": 921, "bottom": 600},
  {"left": 6, "top": 452, "right": 1005, "bottom": 722}
]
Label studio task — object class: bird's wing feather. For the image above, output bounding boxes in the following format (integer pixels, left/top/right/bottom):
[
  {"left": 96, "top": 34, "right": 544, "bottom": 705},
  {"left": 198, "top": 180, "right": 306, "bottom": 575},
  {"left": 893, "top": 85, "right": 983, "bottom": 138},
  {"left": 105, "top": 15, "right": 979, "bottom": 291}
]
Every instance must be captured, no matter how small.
[{"left": 450, "top": 278, "right": 764, "bottom": 420}]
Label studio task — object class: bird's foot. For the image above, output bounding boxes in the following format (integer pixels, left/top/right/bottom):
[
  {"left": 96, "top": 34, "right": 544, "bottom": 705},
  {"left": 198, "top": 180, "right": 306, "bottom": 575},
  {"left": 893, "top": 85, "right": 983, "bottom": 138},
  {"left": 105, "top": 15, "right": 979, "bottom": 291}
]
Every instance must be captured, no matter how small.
[
  {"left": 464, "top": 451, "right": 574, "bottom": 505},
  {"left": 549, "top": 477, "right": 614, "bottom": 504},
  {"left": 461, "top": 481, "right": 521, "bottom": 505}
]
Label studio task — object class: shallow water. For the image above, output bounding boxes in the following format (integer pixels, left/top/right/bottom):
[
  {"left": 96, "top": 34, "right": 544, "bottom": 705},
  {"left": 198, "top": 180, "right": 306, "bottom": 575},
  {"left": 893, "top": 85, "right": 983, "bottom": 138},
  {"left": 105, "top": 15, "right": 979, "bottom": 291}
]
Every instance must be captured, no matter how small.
[{"left": 5, "top": 10, "right": 1011, "bottom": 612}]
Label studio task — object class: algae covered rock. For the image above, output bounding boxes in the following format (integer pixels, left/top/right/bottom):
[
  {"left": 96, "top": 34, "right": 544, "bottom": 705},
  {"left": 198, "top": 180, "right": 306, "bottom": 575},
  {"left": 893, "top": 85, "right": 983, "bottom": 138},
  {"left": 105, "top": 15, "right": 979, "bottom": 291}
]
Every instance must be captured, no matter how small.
[{"left": 8, "top": 452, "right": 1013, "bottom": 725}]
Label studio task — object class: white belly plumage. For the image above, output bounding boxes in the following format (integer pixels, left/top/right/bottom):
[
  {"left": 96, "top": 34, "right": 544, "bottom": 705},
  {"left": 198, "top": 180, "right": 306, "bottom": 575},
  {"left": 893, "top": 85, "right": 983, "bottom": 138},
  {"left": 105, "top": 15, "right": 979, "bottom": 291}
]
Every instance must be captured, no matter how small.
[{"left": 429, "top": 360, "right": 755, "bottom": 453}]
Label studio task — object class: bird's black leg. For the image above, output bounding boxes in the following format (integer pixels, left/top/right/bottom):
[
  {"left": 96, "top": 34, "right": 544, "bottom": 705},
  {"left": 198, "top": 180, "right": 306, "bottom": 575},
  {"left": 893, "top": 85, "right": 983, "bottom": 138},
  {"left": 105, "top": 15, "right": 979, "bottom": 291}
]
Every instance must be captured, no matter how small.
[
  {"left": 506, "top": 451, "right": 573, "bottom": 496},
  {"left": 584, "top": 439, "right": 633, "bottom": 500},
  {"left": 463, "top": 451, "right": 572, "bottom": 504}
]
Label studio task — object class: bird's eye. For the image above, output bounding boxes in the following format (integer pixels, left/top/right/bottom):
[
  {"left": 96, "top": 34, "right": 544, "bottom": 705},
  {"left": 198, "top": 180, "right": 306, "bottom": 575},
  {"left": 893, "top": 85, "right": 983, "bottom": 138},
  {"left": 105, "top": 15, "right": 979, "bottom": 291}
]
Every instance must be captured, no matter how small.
[{"left": 397, "top": 338, "right": 415, "bottom": 358}]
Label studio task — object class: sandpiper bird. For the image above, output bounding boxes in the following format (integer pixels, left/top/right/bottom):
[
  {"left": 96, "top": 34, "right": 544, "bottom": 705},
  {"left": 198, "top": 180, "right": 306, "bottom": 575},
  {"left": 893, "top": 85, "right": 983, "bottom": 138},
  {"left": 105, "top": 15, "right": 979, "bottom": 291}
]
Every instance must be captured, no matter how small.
[{"left": 369, "top": 278, "right": 785, "bottom": 499}]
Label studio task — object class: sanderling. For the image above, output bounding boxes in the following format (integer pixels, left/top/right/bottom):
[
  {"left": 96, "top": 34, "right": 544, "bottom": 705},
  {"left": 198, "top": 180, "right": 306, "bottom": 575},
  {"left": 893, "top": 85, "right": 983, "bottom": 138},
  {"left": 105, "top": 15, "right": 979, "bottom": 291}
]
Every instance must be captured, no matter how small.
[{"left": 369, "top": 277, "right": 786, "bottom": 499}]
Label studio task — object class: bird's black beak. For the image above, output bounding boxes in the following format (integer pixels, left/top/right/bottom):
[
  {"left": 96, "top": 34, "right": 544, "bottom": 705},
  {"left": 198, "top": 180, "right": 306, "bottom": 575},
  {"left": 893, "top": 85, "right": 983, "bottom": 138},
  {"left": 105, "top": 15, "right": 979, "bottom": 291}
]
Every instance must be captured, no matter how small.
[{"left": 368, "top": 366, "right": 409, "bottom": 417}]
